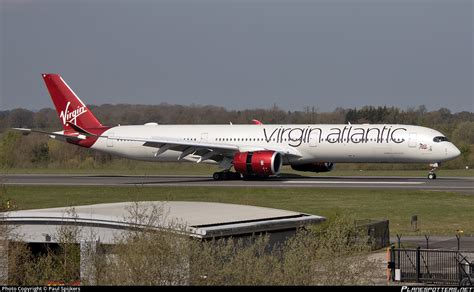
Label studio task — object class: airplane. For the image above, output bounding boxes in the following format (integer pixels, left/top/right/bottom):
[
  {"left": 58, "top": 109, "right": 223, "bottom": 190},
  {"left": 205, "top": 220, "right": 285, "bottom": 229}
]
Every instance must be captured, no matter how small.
[{"left": 14, "top": 73, "right": 461, "bottom": 180}]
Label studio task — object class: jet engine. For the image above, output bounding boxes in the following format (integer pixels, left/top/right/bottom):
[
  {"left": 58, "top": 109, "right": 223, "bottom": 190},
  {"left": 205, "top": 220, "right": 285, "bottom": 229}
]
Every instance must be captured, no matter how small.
[
  {"left": 233, "top": 151, "right": 282, "bottom": 176},
  {"left": 290, "top": 162, "right": 334, "bottom": 173}
]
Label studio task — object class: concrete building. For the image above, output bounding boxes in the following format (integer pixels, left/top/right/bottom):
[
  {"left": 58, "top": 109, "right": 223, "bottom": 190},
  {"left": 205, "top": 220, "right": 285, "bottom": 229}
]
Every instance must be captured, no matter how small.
[{"left": 0, "top": 201, "right": 326, "bottom": 284}]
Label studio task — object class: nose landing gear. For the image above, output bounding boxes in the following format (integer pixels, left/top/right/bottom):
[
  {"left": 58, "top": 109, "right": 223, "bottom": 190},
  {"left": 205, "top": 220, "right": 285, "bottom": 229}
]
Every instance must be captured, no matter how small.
[{"left": 428, "top": 163, "right": 439, "bottom": 180}]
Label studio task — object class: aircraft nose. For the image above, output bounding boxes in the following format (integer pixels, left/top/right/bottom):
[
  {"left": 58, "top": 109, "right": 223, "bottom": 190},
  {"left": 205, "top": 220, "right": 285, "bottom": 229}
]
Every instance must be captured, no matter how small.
[{"left": 449, "top": 144, "right": 461, "bottom": 159}]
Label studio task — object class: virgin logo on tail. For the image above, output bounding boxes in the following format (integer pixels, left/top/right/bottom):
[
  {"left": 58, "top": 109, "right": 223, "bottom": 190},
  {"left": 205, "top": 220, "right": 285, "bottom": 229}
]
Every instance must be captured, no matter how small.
[{"left": 60, "top": 101, "right": 88, "bottom": 125}]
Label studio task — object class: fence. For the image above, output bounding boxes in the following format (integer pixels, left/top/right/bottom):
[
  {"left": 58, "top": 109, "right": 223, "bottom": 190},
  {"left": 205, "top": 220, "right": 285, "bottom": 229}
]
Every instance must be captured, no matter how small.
[
  {"left": 389, "top": 247, "right": 474, "bottom": 285},
  {"left": 355, "top": 219, "right": 390, "bottom": 250}
]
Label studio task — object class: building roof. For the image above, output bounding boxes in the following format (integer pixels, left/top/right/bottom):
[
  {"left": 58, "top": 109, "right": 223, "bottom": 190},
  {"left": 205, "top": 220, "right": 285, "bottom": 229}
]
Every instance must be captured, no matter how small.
[{"left": 1, "top": 201, "right": 325, "bottom": 243}]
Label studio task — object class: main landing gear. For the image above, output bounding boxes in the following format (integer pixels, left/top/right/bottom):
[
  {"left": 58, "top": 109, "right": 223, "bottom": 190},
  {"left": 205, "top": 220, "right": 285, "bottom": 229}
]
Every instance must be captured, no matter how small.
[
  {"left": 212, "top": 171, "right": 270, "bottom": 181},
  {"left": 212, "top": 171, "right": 241, "bottom": 181},
  {"left": 428, "top": 163, "right": 439, "bottom": 180}
]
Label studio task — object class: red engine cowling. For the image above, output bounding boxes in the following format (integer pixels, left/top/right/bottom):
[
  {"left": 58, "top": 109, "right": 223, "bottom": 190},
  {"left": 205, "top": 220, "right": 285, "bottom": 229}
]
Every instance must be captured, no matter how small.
[
  {"left": 291, "top": 162, "right": 334, "bottom": 173},
  {"left": 233, "top": 151, "right": 282, "bottom": 176}
]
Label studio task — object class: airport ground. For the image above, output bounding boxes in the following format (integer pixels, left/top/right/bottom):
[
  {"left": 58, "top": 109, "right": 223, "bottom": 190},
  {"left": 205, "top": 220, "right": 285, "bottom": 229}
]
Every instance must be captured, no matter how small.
[
  {"left": 2, "top": 164, "right": 472, "bottom": 177},
  {"left": 1, "top": 167, "right": 472, "bottom": 286},
  {"left": 2, "top": 184, "right": 473, "bottom": 236},
  {"left": 1, "top": 162, "right": 472, "bottom": 236}
]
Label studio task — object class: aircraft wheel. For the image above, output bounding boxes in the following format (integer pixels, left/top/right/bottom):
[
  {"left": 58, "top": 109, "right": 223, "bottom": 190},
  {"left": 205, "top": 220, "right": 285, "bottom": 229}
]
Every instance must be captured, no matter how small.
[
  {"left": 213, "top": 172, "right": 222, "bottom": 181},
  {"left": 214, "top": 171, "right": 241, "bottom": 180},
  {"left": 428, "top": 173, "right": 437, "bottom": 180}
]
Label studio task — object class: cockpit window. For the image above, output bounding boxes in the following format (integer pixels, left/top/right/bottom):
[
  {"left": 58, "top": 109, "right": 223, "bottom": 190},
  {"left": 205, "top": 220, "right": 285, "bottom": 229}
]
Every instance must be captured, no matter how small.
[{"left": 433, "top": 136, "right": 449, "bottom": 142}]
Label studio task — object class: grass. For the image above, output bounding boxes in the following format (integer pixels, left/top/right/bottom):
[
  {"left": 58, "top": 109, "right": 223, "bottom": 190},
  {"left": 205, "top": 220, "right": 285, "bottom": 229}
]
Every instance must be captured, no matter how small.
[{"left": 3, "top": 185, "right": 473, "bottom": 236}]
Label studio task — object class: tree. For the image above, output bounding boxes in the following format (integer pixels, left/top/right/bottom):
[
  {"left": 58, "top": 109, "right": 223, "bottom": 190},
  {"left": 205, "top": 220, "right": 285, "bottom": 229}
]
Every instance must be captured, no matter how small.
[
  {"left": 0, "top": 131, "right": 22, "bottom": 168},
  {"left": 7, "top": 109, "right": 34, "bottom": 128}
]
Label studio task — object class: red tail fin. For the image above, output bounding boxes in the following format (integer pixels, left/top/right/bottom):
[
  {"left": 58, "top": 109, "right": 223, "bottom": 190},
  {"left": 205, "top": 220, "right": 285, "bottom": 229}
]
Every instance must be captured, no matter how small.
[{"left": 42, "top": 73, "right": 103, "bottom": 131}]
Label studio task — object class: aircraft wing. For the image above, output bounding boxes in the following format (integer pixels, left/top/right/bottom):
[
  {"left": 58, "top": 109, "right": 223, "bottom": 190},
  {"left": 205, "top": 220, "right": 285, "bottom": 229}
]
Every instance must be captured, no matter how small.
[
  {"left": 116, "top": 136, "right": 302, "bottom": 162},
  {"left": 238, "top": 145, "right": 302, "bottom": 158}
]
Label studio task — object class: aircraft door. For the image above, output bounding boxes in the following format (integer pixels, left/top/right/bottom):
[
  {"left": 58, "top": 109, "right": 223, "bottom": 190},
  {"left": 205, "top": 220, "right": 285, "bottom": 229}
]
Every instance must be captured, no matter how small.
[
  {"left": 408, "top": 133, "right": 417, "bottom": 148},
  {"left": 107, "top": 132, "right": 114, "bottom": 147},
  {"left": 309, "top": 131, "right": 319, "bottom": 147},
  {"left": 201, "top": 133, "right": 208, "bottom": 143}
]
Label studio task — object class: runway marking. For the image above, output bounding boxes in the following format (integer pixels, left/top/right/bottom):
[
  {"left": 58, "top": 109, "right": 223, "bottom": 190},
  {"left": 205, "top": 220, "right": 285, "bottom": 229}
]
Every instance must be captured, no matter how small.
[{"left": 284, "top": 181, "right": 425, "bottom": 185}]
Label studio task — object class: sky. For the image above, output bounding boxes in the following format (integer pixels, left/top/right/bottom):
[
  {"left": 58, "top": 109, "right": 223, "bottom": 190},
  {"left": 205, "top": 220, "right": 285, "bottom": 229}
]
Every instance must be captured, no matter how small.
[{"left": 0, "top": 0, "right": 472, "bottom": 113}]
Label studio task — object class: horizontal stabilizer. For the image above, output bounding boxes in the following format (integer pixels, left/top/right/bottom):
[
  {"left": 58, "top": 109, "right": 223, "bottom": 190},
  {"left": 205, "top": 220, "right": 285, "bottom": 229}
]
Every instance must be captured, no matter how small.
[
  {"left": 12, "top": 128, "right": 85, "bottom": 140},
  {"left": 68, "top": 123, "right": 100, "bottom": 137}
]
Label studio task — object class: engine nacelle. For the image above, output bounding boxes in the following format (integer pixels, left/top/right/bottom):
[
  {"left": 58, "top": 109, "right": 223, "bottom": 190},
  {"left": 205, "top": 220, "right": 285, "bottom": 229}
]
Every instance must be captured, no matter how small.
[
  {"left": 233, "top": 151, "right": 282, "bottom": 176},
  {"left": 291, "top": 162, "right": 334, "bottom": 173}
]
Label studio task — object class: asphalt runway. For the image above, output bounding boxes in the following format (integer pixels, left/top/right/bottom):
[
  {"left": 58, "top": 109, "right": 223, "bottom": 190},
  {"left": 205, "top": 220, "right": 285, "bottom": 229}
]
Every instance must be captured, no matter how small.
[{"left": 2, "top": 174, "right": 473, "bottom": 193}]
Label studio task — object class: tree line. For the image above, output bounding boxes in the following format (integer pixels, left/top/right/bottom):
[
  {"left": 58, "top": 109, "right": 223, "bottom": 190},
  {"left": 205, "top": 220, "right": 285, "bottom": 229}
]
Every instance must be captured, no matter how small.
[
  {"left": 0, "top": 104, "right": 473, "bottom": 170},
  {"left": 1, "top": 104, "right": 472, "bottom": 134}
]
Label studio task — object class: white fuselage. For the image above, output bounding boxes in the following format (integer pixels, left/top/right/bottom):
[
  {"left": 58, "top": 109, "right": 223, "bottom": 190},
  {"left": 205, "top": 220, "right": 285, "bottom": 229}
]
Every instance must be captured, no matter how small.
[{"left": 90, "top": 124, "right": 461, "bottom": 165}]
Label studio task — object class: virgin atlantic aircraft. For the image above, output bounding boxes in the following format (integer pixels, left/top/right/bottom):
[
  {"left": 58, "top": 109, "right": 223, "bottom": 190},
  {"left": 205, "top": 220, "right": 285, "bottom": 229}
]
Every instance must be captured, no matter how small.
[{"left": 14, "top": 74, "right": 461, "bottom": 180}]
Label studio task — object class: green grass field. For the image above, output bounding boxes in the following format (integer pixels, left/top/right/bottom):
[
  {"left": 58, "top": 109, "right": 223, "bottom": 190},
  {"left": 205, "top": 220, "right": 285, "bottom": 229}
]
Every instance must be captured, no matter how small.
[{"left": 3, "top": 185, "right": 473, "bottom": 236}]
